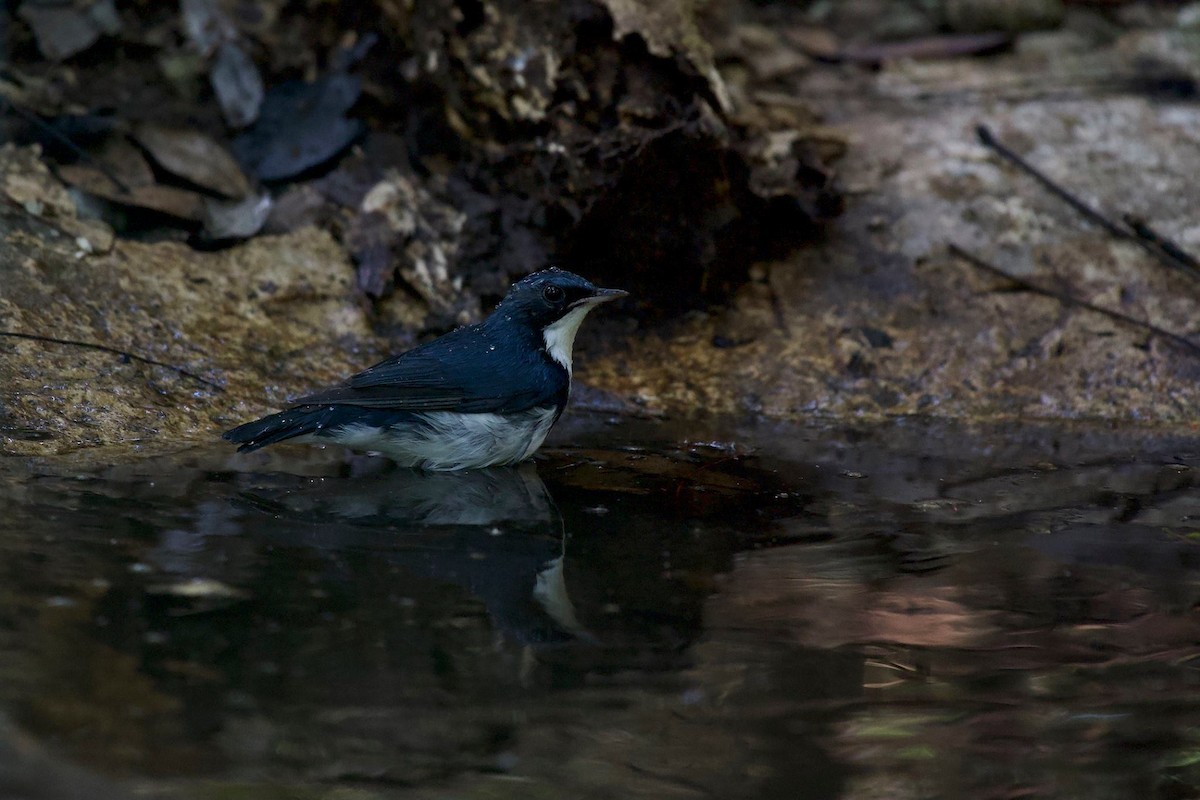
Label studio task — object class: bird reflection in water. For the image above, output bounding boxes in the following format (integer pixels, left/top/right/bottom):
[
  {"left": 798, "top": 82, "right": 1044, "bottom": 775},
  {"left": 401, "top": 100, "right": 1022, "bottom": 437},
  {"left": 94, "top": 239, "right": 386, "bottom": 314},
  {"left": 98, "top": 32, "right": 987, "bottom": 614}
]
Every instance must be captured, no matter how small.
[{"left": 235, "top": 462, "right": 590, "bottom": 647}]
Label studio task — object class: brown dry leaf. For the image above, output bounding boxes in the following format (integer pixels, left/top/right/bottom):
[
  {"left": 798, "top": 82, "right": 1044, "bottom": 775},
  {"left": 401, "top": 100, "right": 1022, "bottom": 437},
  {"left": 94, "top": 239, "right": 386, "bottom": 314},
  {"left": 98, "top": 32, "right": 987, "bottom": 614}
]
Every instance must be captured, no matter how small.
[
  {"left": 57, "top": 164, "right": 206, "bottom": 221},
  {"left": 133, "top": 124, "right": 251, "bottom": 199},
  {"left": 94, "top": 136, "right": 156, "bottom": 189}
]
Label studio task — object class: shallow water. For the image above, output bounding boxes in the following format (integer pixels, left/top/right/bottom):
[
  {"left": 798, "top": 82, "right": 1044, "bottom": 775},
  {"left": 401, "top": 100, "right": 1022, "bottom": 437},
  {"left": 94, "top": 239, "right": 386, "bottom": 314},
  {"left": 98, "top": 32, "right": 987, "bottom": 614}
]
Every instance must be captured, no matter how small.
[{"left": 3, "top": 416, "right": 1200, "bottom": 799}]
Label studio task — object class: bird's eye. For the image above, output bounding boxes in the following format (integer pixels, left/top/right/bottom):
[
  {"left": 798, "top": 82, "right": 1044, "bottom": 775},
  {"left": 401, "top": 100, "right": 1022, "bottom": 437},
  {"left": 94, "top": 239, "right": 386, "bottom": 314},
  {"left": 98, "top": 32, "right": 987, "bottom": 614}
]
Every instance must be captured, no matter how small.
[{"left": 542, "top": 285, "right": 565, "bottom": 304}]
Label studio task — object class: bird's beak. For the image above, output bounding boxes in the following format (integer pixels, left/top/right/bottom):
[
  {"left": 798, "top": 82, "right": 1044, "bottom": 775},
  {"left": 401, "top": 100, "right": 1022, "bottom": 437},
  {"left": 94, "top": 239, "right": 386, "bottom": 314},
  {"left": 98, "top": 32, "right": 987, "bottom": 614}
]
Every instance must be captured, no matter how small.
[{"left": 574, "top": 287, "right": 629, "bottom": 307}]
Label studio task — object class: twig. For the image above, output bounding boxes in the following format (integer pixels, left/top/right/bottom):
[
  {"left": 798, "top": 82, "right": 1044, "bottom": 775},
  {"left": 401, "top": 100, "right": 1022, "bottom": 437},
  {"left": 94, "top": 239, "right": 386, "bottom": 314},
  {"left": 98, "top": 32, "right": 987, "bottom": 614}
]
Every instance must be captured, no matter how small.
[
  {"left": 976, "top": 125, "right": 1200, "bottom": 279},
  {"left": 0, "top": 99, "right": 131, "bottom": 193},
  {"left": 834, "top": 32, "right": 1013, "bottom": 66},
  {"left": 0, "top": 330, "right": 223, "bottom": 390},
  {"left": 976, "top": 125, "right": 1128, "bottom": 239},
  {"left": 947, "top": 243, "right": 1200, "bottom": 359},
  {"left": 1123, "top": 214, "right": 1200, "bottom": 273}
]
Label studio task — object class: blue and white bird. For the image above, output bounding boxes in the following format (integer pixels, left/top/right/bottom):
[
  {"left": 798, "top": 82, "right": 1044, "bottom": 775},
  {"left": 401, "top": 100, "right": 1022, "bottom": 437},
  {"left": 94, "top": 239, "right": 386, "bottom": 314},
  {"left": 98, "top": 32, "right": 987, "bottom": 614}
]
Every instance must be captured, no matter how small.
[{"left": 223, "top": 268, "right": 627, "bottom": 470}]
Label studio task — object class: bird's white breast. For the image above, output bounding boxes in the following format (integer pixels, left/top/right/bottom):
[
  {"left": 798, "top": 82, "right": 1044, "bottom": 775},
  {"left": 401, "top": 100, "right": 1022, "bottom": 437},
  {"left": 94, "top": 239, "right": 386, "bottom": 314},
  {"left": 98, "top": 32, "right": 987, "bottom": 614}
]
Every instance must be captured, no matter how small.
[{"left": 328, "top": 406, "right": 559, "bottom": 471}]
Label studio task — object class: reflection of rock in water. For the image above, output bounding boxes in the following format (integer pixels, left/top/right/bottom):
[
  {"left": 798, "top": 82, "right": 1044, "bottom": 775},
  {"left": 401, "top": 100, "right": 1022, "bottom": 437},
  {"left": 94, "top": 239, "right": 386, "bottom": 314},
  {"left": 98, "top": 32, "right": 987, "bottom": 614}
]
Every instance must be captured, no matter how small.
[{"left": 237, "top": 464, "right": 586, "bottom": 645}]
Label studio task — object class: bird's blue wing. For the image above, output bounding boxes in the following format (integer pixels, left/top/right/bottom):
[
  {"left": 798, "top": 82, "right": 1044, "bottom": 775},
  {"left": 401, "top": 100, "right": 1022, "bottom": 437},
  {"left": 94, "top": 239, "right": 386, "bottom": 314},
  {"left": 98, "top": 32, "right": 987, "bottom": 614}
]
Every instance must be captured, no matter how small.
[{"left": 290, "top": 325, "right": 561, "bottom": 413}]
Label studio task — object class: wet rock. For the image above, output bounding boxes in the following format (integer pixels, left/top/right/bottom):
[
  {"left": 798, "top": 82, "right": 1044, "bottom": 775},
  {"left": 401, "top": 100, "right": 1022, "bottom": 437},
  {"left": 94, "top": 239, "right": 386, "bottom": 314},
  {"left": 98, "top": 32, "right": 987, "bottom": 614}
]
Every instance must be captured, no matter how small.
[
  {"left": 0, "top": 145, "right": 394, "bottom": 457},
  {"left": 1, "top": 144, "right": 114, "bottom": 253},
  {"left": 585, "top": 22, "right": 1200, "bottom": 424}
]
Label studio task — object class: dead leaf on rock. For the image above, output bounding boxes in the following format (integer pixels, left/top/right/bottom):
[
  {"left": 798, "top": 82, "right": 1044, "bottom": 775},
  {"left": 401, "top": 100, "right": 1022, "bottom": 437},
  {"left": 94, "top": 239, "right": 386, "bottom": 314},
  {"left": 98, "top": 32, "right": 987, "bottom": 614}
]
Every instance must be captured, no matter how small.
[
  {"left": 58, "top": 164, "right": 206, "bottom": 221},
  {"left": 17, "top": 0, "right": 121, "bottom": 61},
  {"left": 211, "top": 41, "right": 264, "bottom": 128},
  {"left": 348, "top": 173, "right": 468, "bottom": 318},
  {"left": 203, "top": 192, "right": 271, "bottom": 240},
  {"left": 93, "top": 136, "right": 156, "bottom": 190},
  {"left": 133, "top": 124, "right": 251, "bottom": 199},
  {"left": 179, "top": 0, "right": 237, "bottom": 57},
  {"left": 232, "top": 74, "right": 364, "bottom": 181},
  {"left": 56, "top": 135, "right": 211, "bottom": 221},
  {"left": 348, "top": 212, "right": 397, "bottom": 298},
  {"left": 262, "top": 184, "right": 330, "bottom": 234}
]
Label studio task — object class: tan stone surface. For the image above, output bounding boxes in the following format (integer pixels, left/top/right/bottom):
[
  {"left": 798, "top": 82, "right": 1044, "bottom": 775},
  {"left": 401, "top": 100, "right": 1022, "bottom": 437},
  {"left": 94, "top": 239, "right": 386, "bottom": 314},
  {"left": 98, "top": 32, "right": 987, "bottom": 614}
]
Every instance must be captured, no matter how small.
[{"left": 0, "top": 145, "right": 395, "bottom": 456}]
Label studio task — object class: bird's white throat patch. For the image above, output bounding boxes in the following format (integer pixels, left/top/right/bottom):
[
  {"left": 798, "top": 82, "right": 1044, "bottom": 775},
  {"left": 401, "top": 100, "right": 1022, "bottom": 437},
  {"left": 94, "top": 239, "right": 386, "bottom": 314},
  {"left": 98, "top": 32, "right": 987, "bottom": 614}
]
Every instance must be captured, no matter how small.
[{"left": 542, "top": 303, "right": 596, "bottom": 377}]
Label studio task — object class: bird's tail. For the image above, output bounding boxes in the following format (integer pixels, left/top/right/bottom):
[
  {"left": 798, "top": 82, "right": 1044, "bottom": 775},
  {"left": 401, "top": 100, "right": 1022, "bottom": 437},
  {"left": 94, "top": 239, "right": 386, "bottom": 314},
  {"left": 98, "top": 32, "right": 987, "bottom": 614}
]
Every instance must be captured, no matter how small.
[{"left": 223, "top": 406, "right": 332, "bottom": 452}]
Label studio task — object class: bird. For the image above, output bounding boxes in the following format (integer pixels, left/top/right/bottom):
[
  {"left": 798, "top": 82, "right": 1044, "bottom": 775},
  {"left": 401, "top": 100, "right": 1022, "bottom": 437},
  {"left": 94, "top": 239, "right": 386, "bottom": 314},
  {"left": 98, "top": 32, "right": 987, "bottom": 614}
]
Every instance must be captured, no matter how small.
[{"left": 223, "top": 268, "right": 627, "bottom": 470}]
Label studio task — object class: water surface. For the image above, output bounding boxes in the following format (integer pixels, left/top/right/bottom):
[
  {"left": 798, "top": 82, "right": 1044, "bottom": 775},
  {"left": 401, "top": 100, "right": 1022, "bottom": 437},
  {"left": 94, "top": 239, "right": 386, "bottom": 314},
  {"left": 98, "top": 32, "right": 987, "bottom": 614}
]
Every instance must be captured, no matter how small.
[{"left": 3, "top": 416, "right": 1200, "bottom": 799}]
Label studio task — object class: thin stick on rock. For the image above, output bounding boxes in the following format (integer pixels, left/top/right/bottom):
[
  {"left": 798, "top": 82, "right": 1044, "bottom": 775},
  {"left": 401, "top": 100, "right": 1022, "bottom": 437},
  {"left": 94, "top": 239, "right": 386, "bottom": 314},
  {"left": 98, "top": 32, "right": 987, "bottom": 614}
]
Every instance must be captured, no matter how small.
[
  {"left": 0, "top": 330, "right": 223, "bottom": 390},
  {"left": 0, "top": 99, "right": 133, "bottom": 194},
  {"left": 947, "top": 243, "right": 1200, "bottom": 359},
  {"left": 976, "top": 125, "right": 1200, "bottom": 279},
  {"left": 976, "top": 125, "right": 1129, "bottom": 239},
  {"left": 1123, "top": 215, "right": 1200, "bottom": 273}
]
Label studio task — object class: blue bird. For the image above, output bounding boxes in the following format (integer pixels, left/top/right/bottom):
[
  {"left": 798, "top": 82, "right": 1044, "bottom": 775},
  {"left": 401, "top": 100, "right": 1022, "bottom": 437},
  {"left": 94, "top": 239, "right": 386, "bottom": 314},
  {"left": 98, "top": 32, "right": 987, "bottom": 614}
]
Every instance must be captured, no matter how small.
[{"left": 223, "top": 268, "right": 627, "bottom": 470}]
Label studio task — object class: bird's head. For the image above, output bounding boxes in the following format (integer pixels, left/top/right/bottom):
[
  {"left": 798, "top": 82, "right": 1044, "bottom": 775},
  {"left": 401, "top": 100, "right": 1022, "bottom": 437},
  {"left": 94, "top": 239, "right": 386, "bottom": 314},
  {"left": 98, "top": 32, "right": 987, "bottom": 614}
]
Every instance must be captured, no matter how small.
[{"left": 489, "top": 268, "right": 628, "bottom": 373}]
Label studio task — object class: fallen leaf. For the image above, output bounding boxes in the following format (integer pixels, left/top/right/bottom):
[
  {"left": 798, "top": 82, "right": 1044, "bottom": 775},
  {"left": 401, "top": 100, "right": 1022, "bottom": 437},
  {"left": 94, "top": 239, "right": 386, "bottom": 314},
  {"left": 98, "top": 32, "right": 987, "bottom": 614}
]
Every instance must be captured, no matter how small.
[
  {"left": 211, "top": 41, "right": 264, "bottom": 128},
  {"left": 203, "top": 192, "right": 271, "bottom": 239},
  {"left": 58, "top": 164, "right": 206, "bottom": 221},
  {"left": 133, "top": 124, "right": 251, "bottom": 198},
  {"left": 17, "top": 0, "right": 121, "bottom": 61},
  {"left": 232, "top": 73, "right": 364, "bottom": 180}
]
